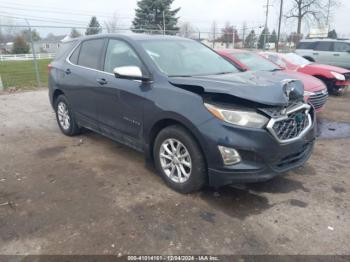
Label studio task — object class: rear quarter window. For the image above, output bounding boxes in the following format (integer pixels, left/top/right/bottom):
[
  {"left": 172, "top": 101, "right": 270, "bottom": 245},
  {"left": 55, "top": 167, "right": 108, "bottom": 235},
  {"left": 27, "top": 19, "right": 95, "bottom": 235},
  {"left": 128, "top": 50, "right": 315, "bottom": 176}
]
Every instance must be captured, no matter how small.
[
  {"left": 54, "top": 41, "right": 77, "bottom": 61},
  {"left": 296, "top": 42, "right": 316, "bottom": 49}
]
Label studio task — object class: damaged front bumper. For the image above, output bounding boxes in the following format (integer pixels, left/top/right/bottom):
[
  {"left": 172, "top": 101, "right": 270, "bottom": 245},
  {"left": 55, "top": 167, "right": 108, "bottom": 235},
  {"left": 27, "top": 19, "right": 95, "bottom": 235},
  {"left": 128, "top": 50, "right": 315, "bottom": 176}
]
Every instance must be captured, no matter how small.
[{"left": 197, "top": 108, "right": 316, "bottom": 188}]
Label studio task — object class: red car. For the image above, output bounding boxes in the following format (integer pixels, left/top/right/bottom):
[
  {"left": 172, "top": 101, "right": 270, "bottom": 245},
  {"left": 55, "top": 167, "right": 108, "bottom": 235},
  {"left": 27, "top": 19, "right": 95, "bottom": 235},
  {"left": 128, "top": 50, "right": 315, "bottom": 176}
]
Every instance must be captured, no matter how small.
[
  {"left": 260, "top": 52, "right": 350, "bottom": 95},
  {"left": 218, "top": 49, "right": 328, "bottom": 112}
]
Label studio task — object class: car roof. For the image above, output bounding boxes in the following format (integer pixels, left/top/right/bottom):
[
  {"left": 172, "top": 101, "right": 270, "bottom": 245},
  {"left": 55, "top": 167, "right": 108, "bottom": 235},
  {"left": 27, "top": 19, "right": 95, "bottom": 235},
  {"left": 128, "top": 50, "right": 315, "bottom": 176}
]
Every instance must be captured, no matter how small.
[
  {"left": 300, "top": 38, "right": 350, "bottom": 43},
  {"left": 63, "top": 33, "right": 191, "bottom": 43}
]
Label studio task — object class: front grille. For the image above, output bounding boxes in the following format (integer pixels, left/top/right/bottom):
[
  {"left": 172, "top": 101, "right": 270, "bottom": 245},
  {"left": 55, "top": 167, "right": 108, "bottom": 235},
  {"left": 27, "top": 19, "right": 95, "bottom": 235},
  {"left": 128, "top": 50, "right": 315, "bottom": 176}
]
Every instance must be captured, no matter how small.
[
  {"left": 309, "top": 90, "right": 328, "bottom": 110},
  {"left": 267, "top": 104, "right": 312, "bottom": 143}
]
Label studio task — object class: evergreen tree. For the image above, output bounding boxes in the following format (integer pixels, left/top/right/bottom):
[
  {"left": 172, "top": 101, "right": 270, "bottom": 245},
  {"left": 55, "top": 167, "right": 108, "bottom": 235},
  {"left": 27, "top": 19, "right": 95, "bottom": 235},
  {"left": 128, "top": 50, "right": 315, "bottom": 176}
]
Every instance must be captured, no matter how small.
[
  {"left": 12, "top": 36, "right": 30, "bottom": 54},
  {"left": 269, "top": 29, "right": 277, "bottom": 43},
  {"left": 258, "top": 27, "right": 269, "bottom": 49},
  {"left": 70, "top": 28, "right": 81, "bottom": 38},
  {"left": 244, "top": 30, "right": 257, "bottom": 49},
  {"left": 85, "top": 16, "right": 102, "bottom": 35},
  {"left": 132, "top": 0, "right": 180, "bottom": 34},
  {"left": 328, "top": 29, "right": 338, "bottom": 39}
]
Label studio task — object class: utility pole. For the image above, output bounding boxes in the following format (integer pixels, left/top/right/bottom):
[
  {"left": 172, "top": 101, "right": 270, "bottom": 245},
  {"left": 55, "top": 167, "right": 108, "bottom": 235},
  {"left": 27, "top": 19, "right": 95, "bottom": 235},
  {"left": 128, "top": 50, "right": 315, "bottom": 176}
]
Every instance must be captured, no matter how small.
[
  {"left": 25, "top": 19, "right": 41, "bottom": 88},
  {"left": 276, "top": 0, "right": 283, "bottom": 52},
  {"left": 263, "top": 0, "right": 271, "bottom": 50},
  {"left": 162, "top": 11, "right": 166, "bottom": 35},
  {"left": 232, "top": 26, "right": 236, "bottom": 49},
  {"left": 242, "top": 22, "right": 247, "bottom": 48}
]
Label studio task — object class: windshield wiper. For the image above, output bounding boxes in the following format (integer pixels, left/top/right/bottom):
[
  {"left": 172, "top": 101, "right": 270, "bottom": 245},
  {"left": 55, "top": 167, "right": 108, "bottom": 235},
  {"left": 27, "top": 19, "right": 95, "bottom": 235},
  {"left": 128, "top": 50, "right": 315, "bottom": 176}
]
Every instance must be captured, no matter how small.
[
  {"left": 214, "top": 71, "right": 235, "bottom": 75},
  {"left": 270, "top": 68, "right": 283, "bottom": 72}
]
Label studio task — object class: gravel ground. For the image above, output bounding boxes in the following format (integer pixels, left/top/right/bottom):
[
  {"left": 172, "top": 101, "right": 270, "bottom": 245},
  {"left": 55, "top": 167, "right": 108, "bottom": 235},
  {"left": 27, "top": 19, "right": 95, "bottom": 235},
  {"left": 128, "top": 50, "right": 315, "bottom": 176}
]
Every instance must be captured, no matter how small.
[{"left": 0, "top": 90, "right": 349, "bottom": 255}]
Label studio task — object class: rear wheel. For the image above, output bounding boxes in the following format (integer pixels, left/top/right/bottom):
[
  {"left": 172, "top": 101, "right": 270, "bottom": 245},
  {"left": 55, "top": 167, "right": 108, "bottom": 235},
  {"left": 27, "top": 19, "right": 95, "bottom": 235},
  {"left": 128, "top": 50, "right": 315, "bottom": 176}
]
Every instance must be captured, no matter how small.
[
  {"left": 153, "top": 125, "right": 206, "bottom": 193},
  {"left": 54, "top": 95, "right": 80, "bottom": 136}
]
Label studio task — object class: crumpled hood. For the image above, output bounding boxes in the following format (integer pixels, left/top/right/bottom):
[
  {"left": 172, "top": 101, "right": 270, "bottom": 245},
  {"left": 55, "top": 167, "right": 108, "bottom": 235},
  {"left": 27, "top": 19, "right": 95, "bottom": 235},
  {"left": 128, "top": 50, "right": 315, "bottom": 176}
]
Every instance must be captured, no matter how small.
[{"left": 169, "top": 70, "right": 304, "bottom": 106}]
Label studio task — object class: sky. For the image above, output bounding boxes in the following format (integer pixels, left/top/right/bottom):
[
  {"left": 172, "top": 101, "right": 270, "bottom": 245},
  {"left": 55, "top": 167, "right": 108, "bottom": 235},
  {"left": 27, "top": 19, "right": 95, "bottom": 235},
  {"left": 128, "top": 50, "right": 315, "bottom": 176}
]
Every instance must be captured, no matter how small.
[{"left": 0, "top": 0, "right": 349, "bottom": 38}]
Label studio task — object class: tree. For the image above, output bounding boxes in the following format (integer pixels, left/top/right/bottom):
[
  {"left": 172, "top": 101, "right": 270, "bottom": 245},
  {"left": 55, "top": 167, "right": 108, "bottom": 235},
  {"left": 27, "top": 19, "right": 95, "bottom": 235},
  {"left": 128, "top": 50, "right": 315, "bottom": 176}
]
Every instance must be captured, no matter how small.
[
  {"left": 179, "top": 22, "right": 195, "bottom": 38},
  {"left": 269, "top": 29, "right": 277, "bottom": 43},
  {"left": 285, "top": 0, "right": 338, "bottom": 35},
  {"left": 85, "top": 16, "right": 102, "bottom": 35},
  {"left": 328, "top": 29, "right": 337, "bottom": 39},
  {"left": 70, "top": 28, "right": 81, "bottom": 38},
  {"left": 218, "top": 22, "right": 240, "bottom": 48},
  {"left": 132, "top": 0, "right": 180, "bottom": 34},
  {"left": 21, "top": 29, "right": 41, "bottom": 42},
  {"left": 105, "top": 13, "right": 119, "bottom": 33},
  {"left": 258, "top": 27, "right": 269, "bottom": 49},
  {"left": 288, "top": 32, "right": 303, "bottom": 45},
  {"left": 245, "top": 30, "right": 257, "bottom": 49},
  {"left": 12, "top": 36, "right": 30, "bottom": 54}
]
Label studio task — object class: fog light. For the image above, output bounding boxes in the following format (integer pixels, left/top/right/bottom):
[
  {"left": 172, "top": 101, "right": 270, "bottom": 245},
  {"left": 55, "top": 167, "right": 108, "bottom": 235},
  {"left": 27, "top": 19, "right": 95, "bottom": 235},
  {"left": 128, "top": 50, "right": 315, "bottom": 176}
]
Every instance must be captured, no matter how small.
[{"left": 218, "top": 146, "right": 241, "bottom": 165}]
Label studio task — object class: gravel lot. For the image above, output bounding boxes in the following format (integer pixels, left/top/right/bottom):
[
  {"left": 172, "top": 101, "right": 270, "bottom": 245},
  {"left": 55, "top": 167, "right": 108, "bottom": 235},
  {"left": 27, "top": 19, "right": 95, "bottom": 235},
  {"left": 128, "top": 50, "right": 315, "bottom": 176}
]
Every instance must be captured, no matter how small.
[{"left": 0, "top": 90, "right": 350, "bottom": 255}]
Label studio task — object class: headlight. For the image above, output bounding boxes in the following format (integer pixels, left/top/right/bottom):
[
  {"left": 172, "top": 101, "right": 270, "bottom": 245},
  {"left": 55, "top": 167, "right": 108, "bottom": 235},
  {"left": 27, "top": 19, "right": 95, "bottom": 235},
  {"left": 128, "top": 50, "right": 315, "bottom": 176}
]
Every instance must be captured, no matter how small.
[
  {"left": 204, "top": 103, "right": 269, "bottom": 128},
  {"left": 331, "top": 71, "right": 345, "bottom": 81},
  {"left": 304, "top": 90, "right": 315, "bottom": 96}
]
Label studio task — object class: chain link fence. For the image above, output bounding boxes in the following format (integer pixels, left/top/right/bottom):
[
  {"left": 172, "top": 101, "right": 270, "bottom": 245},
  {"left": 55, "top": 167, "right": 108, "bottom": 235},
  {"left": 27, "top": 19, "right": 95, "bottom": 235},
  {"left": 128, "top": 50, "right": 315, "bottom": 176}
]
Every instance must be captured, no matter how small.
[{"left": 0, "top": 24, "right": 298, "bottom": 90}]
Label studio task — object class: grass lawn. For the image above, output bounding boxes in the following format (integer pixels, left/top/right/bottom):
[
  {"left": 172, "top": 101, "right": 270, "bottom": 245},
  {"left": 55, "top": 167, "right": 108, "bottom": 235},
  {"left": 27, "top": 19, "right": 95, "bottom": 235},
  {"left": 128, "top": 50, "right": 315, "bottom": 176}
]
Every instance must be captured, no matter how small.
[{"left": 0, "top": 59, "right": 51, "bottom": 89}]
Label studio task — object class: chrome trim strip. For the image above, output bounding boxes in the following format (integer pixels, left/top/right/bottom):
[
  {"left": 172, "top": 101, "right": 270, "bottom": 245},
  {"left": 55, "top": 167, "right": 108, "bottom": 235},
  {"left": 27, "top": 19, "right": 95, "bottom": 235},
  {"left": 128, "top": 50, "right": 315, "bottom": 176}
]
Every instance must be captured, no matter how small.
[{"left": 266, "top": 103, "right": 312, "bottom": 144}]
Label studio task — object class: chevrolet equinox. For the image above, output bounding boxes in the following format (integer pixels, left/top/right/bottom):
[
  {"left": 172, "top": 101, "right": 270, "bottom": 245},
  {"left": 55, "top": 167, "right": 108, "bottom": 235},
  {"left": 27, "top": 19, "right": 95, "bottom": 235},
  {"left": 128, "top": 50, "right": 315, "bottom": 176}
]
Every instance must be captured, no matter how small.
[{"left": 49, "top": 34, "right": 316, "bottom": 193}]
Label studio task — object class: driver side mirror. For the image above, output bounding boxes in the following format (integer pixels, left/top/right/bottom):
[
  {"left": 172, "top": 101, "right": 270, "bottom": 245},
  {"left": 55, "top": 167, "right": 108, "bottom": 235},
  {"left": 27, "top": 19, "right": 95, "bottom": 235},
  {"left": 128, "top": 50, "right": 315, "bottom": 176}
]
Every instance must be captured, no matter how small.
[{"left": 113, "top": 66, "right": 151, "bottom": 82}]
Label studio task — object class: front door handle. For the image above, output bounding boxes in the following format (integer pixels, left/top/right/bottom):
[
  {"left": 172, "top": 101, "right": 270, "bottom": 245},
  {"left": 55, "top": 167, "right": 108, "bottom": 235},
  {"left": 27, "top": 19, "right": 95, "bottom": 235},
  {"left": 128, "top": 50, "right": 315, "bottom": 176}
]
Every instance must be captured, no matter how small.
[
  {"left": 65, "top": 68, "right": 71, "bottom": 75},
  {"left": 313, "top": 53, "right": 319, "bottom": 55},
  {"left": 97, "top": 78, "right": 108, "bottom": 85},
  {"left": 333, "top": 53, "right": 340, "bottom": 56}
]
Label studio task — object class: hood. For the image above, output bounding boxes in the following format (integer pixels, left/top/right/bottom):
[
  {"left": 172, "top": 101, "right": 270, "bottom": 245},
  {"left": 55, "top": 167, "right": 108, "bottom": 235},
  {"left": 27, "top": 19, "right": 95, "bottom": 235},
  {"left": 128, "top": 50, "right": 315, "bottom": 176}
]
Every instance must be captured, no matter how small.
[
  {"left": 282, "top": 70, "right": 326, "bottom": 92},
  {"left": 306, "top": 63, "right": 350, "bottom": 74},
  {"left": 169, "top": 70, "right": 304, "bottom": 106}
]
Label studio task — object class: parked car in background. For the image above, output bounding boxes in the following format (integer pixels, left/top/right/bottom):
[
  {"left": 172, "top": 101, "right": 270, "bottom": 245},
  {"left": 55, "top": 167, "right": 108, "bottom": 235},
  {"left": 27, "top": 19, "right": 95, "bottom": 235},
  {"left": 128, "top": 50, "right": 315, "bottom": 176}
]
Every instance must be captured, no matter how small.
[
  {"left": 49, "top": 34, "right": 316, "bottom": 193},
  {"left": 218, "top": 49, "right": 328, "bottom": 111},
  {"left": 260, "top": 52, "right": 350, "bottom": 95},
  {"left": 295, "top": 39, "right": 350, "bottom": 69}
]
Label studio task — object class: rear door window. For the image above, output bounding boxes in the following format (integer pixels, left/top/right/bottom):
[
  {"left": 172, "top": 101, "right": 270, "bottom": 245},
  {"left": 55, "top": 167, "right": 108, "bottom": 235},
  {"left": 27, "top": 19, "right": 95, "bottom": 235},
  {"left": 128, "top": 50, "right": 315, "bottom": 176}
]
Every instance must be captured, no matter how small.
[
  {"left": 333, "top": 42, "right": 350, "bottom": 52},
  {"left": 77, "top": 39, "right": 105, "bottom": 70},
  {"left": 315, "top": 41, "right": 333, "bottom": 51}
]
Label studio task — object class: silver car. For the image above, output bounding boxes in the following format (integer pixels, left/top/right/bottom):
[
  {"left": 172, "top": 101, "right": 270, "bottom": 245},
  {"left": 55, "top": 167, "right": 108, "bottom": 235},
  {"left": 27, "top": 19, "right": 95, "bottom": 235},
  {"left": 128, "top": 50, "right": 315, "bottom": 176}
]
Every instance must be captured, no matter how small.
[{"left": 295, "top": 39, "right": 350, "bottom": 69}]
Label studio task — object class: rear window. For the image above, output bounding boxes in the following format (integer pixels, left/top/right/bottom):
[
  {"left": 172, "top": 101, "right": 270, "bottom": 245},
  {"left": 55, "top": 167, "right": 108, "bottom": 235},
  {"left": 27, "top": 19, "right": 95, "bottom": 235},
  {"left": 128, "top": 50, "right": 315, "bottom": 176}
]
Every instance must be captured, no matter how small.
[
  {"left": 315, "top": 41, "right": 333, "bottom": 51},
  {"left": 296, "top": 41, "right": 316, "bottom": 50},
  {"left": 77, "top": 39, "right": 105, "bottom": 70},
  {"left": 54, "top": 41, "right": 77, "bottom": 60}
]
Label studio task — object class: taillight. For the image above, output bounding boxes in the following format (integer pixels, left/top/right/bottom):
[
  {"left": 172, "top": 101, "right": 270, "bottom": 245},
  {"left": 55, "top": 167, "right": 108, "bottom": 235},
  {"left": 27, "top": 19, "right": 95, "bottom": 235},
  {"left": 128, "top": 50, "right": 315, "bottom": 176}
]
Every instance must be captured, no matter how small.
[{"left": 48, "top": 64, "right": 52, "bottom": 74}]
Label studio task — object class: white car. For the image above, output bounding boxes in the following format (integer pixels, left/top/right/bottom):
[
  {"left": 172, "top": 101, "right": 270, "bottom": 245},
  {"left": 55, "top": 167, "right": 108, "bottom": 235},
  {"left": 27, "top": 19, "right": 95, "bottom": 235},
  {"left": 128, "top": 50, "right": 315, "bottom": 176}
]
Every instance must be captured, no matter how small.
[{"left": 295, "top": 39, "right": 350, "bottom": 69}]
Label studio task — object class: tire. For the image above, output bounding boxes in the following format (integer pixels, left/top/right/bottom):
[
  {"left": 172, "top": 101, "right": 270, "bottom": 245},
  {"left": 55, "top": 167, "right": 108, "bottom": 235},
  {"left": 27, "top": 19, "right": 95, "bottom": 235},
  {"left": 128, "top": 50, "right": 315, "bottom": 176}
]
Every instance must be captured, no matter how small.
[
  {"left": 54, "top": 95, "right": 81, "bottom": 136},
  {"left": 153, "top": 125, "right": 207, "bottom": 193}
]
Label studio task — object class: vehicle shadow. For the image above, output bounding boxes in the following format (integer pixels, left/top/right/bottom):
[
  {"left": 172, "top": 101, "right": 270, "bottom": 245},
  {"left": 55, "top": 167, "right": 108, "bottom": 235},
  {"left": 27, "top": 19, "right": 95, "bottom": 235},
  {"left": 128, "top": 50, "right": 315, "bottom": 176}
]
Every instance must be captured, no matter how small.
[{"left": 199, "top": 176, "right": 310, "bottom": 220}]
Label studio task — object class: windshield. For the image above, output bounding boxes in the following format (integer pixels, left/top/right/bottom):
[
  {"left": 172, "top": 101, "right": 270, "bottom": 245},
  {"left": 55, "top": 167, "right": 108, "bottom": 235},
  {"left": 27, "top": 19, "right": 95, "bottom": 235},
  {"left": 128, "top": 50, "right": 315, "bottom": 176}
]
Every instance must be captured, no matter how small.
[
  {"left": 140, "top": 40, "right": 239, "bottom": 76},
  {"left": 281, "top": 53, "right": 312, "bottom": 66},
  {"left": 232, "top": 52, "right": 280, "bottom": 71}
]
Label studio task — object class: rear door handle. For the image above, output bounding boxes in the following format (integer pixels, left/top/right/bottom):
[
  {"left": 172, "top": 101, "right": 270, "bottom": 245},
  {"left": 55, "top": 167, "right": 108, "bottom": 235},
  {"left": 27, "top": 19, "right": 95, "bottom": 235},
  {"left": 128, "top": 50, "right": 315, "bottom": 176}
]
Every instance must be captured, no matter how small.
[
  {"left": 333, "top": 53, "right": 340, "bottom": 56},
  {"left": 313, "top": 53, "right": 319, "bottom": 55},
  {"left": 65, "top": 68, "right": 71, "bottom": 75},
  {"left": 97, "top": 78, "right": 108, "bottom": 85}
]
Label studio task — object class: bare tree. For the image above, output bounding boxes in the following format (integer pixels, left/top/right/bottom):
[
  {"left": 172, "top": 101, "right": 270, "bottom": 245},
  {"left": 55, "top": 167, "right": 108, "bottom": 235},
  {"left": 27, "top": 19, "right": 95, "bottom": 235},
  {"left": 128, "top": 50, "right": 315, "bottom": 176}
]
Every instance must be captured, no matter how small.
[
  {"left": 285, "top": 0, "right": 336, "bottom": 35},
  {"left": 179, "top": 22, "right": 195, "bottom": 38},
  {"left": 210, "top": 21, "right": 218, "bottom": 48},
  {"left": 105, "top": 12, "right": 119, "bottom": 33}
]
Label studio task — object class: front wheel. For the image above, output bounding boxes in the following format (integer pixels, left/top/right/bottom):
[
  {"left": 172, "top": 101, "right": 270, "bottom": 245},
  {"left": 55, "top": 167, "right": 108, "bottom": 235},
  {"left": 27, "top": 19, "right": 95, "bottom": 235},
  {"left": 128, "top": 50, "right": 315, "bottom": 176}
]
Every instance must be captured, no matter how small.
[{"left": 153, "top": 125, "right": 207, "bottom": 193}]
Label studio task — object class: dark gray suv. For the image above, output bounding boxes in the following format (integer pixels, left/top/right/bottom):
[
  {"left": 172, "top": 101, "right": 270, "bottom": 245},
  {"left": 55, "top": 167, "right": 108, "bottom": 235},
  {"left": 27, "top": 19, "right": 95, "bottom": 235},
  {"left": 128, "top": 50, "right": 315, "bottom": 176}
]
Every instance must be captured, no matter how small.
[{"left": 49, "top": 34, "right": 316, "bottom": 193}]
